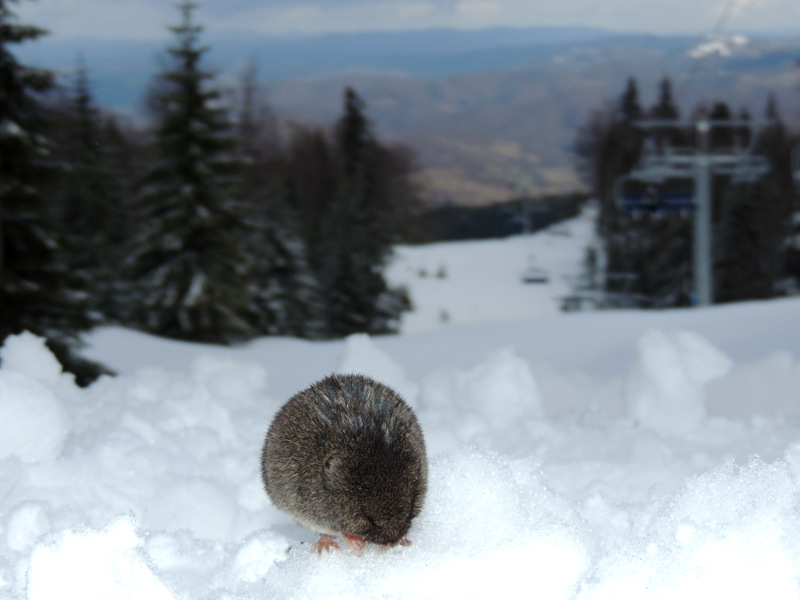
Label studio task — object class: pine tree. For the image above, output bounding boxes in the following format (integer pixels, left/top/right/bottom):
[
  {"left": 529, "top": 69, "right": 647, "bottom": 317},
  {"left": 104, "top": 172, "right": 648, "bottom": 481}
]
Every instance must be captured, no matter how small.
[
  {"left": 718, "top": 95, "right": 797, "bottom": 302},
  {"left": 574, "top": 78, "right": 644, "bottom": 236},
  {"left": 650, "top": 76, "right": 683, "bottom": 149},
  {"left": 126, "top": 1, "right": 254, "bottom": 343},
  {"left": 321, "top": 87, "right": 410, "bottom": 336},
  {"left": 708, "top": 101, "right": 734, "bottom": 149},
  {"left": 651, "top": 76, "right": 679, "bottom": 120},
  {"left": 235, "top": 61, "right": 326, "bottom": 339},
  {"left": 284, "top": 124, "right": 338, "bottom": 275},
  {"left": 48, "top": 57, "right": 131, "bottom": 321},
  {"left": 0, "top": 0, "right": 97, "bottom": 376},
  {"left": 576, "top": 77, "right": 695, "bottom": 308},
  {"left": 619, "top": 77, "right": 643, "bottom": 122}
]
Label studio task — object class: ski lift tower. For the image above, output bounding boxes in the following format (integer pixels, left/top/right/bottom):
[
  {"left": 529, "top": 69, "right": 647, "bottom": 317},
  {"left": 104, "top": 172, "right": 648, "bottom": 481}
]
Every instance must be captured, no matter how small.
[{"left": 616, "top": 118, "right": 770, "bottom": 306}]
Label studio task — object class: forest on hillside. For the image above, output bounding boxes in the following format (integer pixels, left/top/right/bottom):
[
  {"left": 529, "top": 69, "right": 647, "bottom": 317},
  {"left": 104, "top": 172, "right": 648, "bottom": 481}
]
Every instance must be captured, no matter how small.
[
  {"left": 3, "top": 0, "right": 799, "bottom": 384},
  {"left": 1, "top": 0, "right": 428, "bottom": 383}
]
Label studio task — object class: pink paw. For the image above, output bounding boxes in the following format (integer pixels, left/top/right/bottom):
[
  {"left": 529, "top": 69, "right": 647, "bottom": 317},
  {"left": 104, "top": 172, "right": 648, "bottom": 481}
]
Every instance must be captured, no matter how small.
[{"left": 310, "top": 534, "right": 341, "bottom": 555}]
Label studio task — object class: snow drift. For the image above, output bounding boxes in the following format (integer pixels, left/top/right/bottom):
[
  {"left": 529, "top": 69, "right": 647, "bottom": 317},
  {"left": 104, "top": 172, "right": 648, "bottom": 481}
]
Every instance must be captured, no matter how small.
[{"left": 3, "top": 209, "right": 800, "bottom": 598}]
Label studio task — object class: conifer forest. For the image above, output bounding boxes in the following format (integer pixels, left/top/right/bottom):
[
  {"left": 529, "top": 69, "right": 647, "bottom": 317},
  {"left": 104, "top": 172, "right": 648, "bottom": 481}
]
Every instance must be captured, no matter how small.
[
  {"left": 1, "top": 1, "right": 420, "bottom": 383},
  {"left": 2, "top": 0, "right": 799, "bottom": 384},
  {"left": 575, "top": 76, "right": 800, "bottom": 310}
]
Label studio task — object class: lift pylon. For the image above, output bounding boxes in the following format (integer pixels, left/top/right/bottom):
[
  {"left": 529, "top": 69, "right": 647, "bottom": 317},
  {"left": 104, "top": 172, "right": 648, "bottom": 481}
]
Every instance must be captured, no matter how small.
[{"left": 616, "top": 118, "right": 771, "bottom": 306}]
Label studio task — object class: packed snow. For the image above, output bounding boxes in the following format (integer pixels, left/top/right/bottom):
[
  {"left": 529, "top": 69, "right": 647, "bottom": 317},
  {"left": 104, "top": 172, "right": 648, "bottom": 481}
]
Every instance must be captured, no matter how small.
[{"left": 3, "top": 207, "right": 800, "bottom": 599}]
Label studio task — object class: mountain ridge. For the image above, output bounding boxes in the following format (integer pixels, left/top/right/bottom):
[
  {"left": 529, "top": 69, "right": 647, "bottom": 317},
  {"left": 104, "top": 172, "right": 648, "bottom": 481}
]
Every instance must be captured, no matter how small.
[{"left": 16, "top": 27, "right": 800, "bottom": 205}]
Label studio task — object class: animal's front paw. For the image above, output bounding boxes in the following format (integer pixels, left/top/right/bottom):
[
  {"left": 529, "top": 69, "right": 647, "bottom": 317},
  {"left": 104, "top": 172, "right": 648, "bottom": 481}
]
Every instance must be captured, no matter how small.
[{"left": 310, "top": 534, "right": 341, "bottom": 555}]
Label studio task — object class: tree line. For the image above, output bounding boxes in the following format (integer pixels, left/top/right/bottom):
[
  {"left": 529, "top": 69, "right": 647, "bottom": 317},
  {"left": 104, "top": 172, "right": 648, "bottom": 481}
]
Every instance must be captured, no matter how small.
[
  {"left": 0, "top": 0, "right": 419, "bottom": 384},
  {"left": 575, "top": 75, "right": 799, "bottom": 308}
]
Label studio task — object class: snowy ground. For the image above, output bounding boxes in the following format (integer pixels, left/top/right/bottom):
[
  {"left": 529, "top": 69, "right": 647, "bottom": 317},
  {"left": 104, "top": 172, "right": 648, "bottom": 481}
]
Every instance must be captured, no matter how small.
[
  {"left": 3, "top": 207, "right": 800, "bottom": 599},
  {"left": 385, "top": 210, "right": 592, "bottom": 334}
]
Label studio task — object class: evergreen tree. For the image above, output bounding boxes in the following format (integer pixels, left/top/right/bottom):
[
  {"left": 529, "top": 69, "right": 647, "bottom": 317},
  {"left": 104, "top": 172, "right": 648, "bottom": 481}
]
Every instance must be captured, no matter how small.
[
  {"left": 708, "top": 101, "right": 734, "bottom": 149},
  {"left": 235, "top": 61, "right": 326, "bottom": 339},
  {"left": 126, "top": 1, "right": 254, "bottom": 343},
  {"left": 321, "top": 87, "right": 410, "bottom": 336},
  {"left": 619, "top": 77, "right": 643, "bottom": 122},
  {"left": 237, "top": 58, "right": 279, "bottom": 161},
  {"left": 651, "top": 76, "right": 679, "bottom": 120},
  {"left": 717, "top": 95, "right": 796, "bottom": 302},
  {"left": 574, "top": 77, "right": 644, "bottom": 236},
  {"left": 48, "top": 57, "right": 131, "bottom": 322},
  {"left": 575, "top": 77, "right": 693, "bottom": 308},
  {"left": 650, "top": 76, "right": 683, "bottom": 149},
  {"left": 284, "top": 124, "right": 338, "bottom": 275},
  {"left": 0, "top": 0, "right": 97, "bottom": 378}
]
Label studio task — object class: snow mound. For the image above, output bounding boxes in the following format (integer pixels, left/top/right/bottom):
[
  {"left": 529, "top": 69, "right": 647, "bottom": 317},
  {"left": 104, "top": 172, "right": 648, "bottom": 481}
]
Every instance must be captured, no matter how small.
[
  {"left": 422, "top": 348, "right": 544, "bottom": 452},
  {"left": 6, "top": 502, "right": 51, "bottom": 552},
  {"left": 0, "top": 333, "right": 73, "bottom": 463},
  {"left": 626, "top": 329, "right": 732, "bottom": 436},
  {"left": 0, "top": 371, "right": 70, "bottom": 463},
  {"left": 27, "top": 515, "right": 174, "bottom": 600},
  {"left": 5, "top": 280, "right": 800, "bottom": 599},
  {"left": 338, "top": 333, "right": 420, "bottom": 406},
  {"left": 708, "top": 351, "right": 800, "bottom": 418},
  {"left": 258, "top": 447, "right": 588, "bottom": 599},
  {"left": 0, "top": 331, "right": 63, "bottom": 385},
  {"left": 584, "top": 458, "right": 800, "bottom": 599}
]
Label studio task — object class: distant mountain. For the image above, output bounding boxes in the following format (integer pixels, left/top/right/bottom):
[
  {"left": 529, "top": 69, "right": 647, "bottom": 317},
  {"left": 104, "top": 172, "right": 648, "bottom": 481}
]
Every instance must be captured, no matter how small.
[
  {"left": 17, "top": 26, "right": 620, "bottom": 108},
  {"left": 16, "top": 27, "right": 800, "bottom": 205}
]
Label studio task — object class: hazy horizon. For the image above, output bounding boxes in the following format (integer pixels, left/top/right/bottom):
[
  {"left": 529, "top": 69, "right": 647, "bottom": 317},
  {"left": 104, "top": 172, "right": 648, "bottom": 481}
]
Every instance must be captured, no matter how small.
[{"left": 12, "top": 0, "right": 800, "bottom": 43}]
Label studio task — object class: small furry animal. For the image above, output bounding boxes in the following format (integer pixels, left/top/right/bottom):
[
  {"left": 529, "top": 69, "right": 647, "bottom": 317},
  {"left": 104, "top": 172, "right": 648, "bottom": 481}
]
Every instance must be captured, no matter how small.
[{"left": 261, "top": 373, "right": 427, "bottom": 554}]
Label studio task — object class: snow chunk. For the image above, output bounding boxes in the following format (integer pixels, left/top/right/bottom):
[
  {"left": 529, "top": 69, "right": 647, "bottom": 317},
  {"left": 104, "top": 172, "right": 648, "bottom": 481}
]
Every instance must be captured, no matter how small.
[
  {"left": 626, "top": 330, "right": 731, "bottom": 436},
  {"left": 423, "top": 347, "right": 543, "bottom": 433},
  {"left": 1, "top": 332, "right": 63, "bottom": 385},
  {"left": 7, "top": 502, "right": 51, "bottom": 552},
  {"left": 708, "top": 351, "right": 800, "bottom": 418},
  {"left": 229, "top": 531, "right": 288, "bottom": 583},
  {"left": 0, "top": 371, "right": 70, "bottom": 462},
  {"left": 583, "top": 458, "right": 800, "bottom": 599},
  {"left": 338, "top": 333, "right": 420, "bottom": 405},
  {"left": 27, "top": 515, "right": 174, "bottom": 600}
]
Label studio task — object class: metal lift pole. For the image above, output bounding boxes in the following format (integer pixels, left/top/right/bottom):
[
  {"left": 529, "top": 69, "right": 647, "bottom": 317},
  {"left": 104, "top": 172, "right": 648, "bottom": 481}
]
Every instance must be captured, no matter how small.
[
  {"left": 693, "top": 120, "right": 712, "bottom": 306},
  {"left": 618, "top": 118, "right": 771, "bottom": 308}
]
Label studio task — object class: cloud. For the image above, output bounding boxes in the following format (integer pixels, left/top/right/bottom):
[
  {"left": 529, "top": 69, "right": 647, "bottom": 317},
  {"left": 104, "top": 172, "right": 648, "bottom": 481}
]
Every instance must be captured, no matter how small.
[
  {"left": 14, "top": 0, "right": 174, "bottom": 41},
  {"left": 396, "top": 2, "right": 437, "bottom": 20},
  {"left": 728, "top": 0, "right": 769, "bottom": 16},
  {"left": 13, "top": 0, "right": 793, "bottom": 40},
  {"left": 210, "top": 2, "right": 450, "bottom": 34},
  {"left": 456, "top": 1, "right": 501, "bottom": 20}
]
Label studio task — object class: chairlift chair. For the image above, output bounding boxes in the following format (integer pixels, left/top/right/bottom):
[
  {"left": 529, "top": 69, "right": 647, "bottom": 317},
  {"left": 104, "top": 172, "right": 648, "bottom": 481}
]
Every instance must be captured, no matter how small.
[{"left": 615, "top": 174, "right": 695, "bottom": 214}]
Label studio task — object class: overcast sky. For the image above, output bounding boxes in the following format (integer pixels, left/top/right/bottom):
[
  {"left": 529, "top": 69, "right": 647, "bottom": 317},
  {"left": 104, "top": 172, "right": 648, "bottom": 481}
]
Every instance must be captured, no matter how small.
[{"left": 12, "top": 0, "right": 799, "bottom": 41}]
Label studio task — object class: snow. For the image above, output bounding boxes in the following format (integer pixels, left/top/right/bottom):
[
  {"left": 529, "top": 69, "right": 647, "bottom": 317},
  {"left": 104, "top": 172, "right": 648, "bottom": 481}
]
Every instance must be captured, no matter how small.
[
  {"left": 4, "top": 206, "right": 800, "bottom": 598},
  {"left": 27, "top": 516, "right": 174, "bottom": 600},
  {"left": 626, "top": 329, "right": 732, "bottom": 436},
  {"left": 385, "top": 209, "right": 593, "bottom": 334},
  {"left": 688, "top": 34, "right": 750, "bottom": 59}
]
